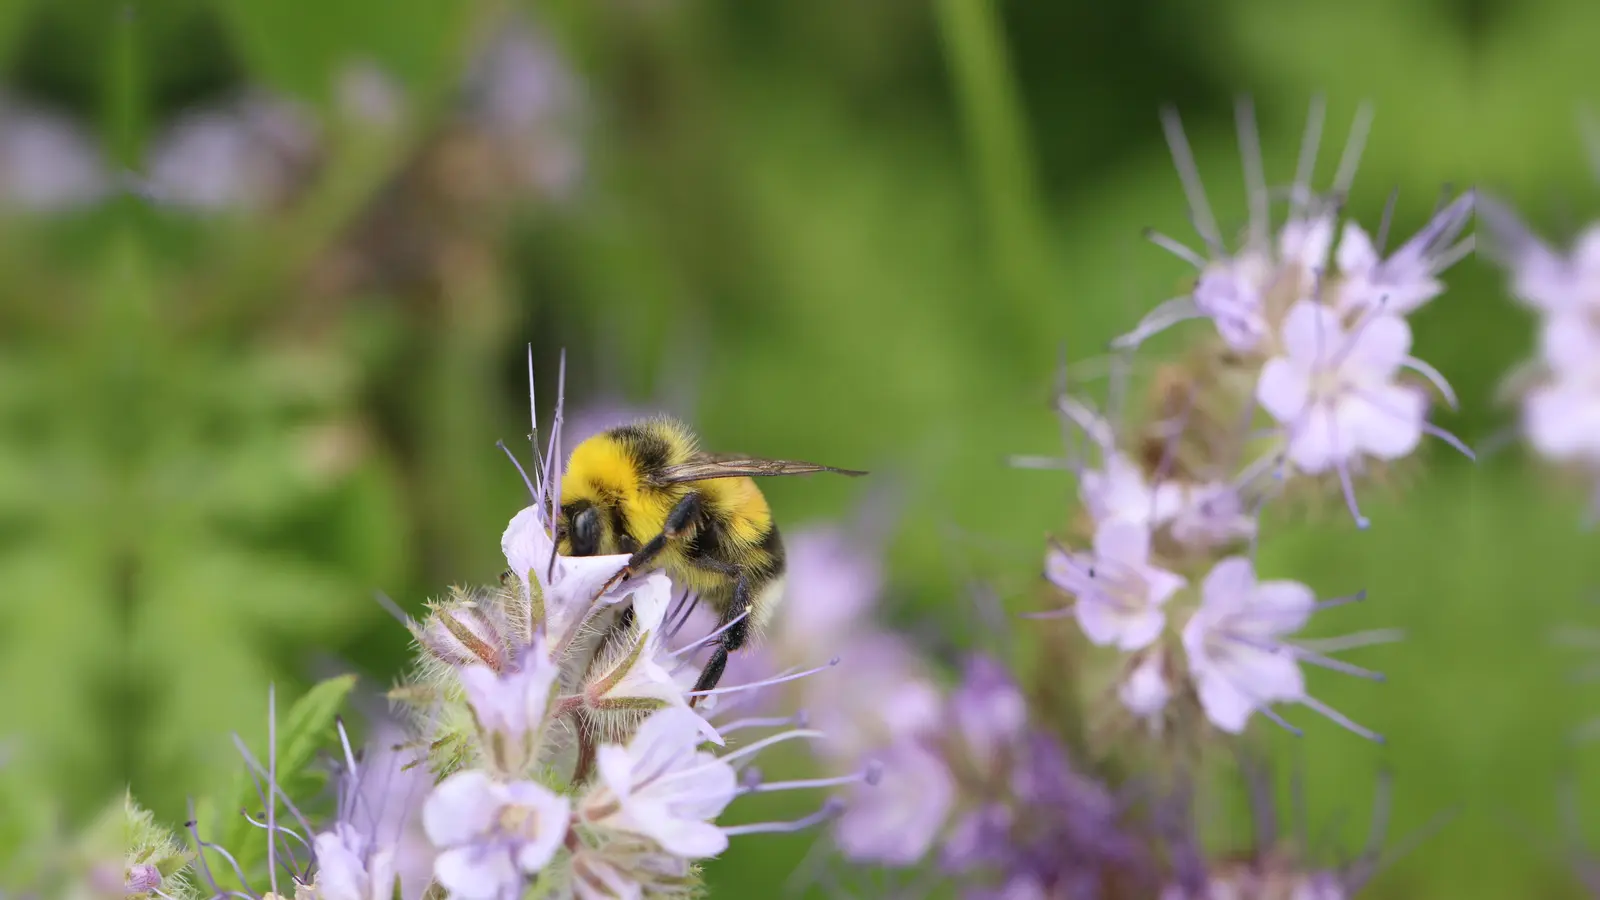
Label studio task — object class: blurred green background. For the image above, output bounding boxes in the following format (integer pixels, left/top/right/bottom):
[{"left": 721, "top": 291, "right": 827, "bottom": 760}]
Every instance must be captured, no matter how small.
[{"left": 2, "top": 0, "right": 1599, "bottom": 896}]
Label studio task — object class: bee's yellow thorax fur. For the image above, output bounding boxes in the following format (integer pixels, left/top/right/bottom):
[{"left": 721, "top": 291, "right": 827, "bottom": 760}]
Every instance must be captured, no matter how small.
[{"left": 560, "top": 427, "right": 774, "bottom": 555}]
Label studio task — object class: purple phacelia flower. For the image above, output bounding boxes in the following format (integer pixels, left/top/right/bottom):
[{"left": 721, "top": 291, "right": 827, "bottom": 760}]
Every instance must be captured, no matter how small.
[
  {"left": 834, "top": 737, "right": 955, "bottom": 866},
  {"left": 1181, "top": 556, "right": 1389, "bottom": 741},
  {"left": 421, "top": 770, "right": 572, "bottom": 899},
  {"left": 1045, "top": 520, "right": 1187, "bottom": 652}
]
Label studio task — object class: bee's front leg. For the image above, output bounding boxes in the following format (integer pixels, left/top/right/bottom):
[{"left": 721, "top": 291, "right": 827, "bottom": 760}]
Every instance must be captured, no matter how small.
[{"left": 595, "top": 492, "right": 702, "bottom": 597}]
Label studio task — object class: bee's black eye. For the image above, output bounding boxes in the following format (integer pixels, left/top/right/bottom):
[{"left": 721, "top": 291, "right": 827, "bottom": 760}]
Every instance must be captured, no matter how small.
[{"left": 571, "top": 507, "right": 602, "bottom": 557}]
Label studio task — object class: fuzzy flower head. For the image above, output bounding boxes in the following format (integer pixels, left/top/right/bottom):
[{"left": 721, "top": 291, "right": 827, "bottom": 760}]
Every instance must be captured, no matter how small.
[
  {"left": 1124, "top": 98, "right": 1472, "bottom": 357},
  {"left": 1100, "top": 98, "right": 1472, "bottom": 529}
]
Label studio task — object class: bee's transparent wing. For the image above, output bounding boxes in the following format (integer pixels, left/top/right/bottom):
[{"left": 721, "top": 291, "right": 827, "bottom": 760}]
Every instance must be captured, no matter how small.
[{"left": 650, "top": 452, "right": 867, "bottom": 485}]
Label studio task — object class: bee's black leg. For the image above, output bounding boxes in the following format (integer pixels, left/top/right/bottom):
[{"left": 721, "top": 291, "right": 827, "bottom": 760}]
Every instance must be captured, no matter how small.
[
  {"left": 691, "top": 573, "right": 751, "bottom": 702},
  {"left": 597, "top": 492, "right": 702, "bottom": 595}
]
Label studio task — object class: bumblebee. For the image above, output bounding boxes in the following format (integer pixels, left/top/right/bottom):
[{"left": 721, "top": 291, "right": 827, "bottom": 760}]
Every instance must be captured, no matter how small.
[{"left": 555, "top": 417, "right": 865, "bottom": 697}]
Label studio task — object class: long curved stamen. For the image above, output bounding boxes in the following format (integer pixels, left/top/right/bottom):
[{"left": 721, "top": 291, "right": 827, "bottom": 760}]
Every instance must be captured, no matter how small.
[
  {"left": 721, "top": 798, "right": 848, "bottom": 837},
  {"left": 1111, "top": 297, "right": 1205, "bottom": 350},
  {"left": 1057, "top": 395, "right": 1116, "bottom": 450},
  {"left": 183, "top": 803, "right": 225, "bottom": 899},
  {"left": 740, "top": 762, "right": 881, "bottom": 796},
  {"left": 1375, "top": 186, "right": 1400, "bottom": 253},
  {"left": 715, "top": 713, "right": 808, "bottom": 735},
  {"left": 670, "top": 610, "right": 751, "bottom": 658},
  {"left": 240, "top": 812, "right": 311, "bottom": 872},
  {"left": 1223, "top": 632, "right": 1386, "bottom": 682},
  {"left": 527, "top": 344, "right": 544, "bottom": 489},
  {"left": 1236, "top": 96, "right": 1270, "bottom": 251},
  {"left": 708, "top": 728, "right": 825, "bottom": 768},
  {"left": 687, "top": 659, "right": 839, "bottom": 698},
  {"left": 1352, "top": 387, "right": 1476, "bottom": 461},
  {"left": 1332, "top": 102, "right": 1375, "bottom": 198},
  {"left": 1399, "top": 356, "right": 1458, "bottom": 409},
  {"left": 1258, "top": 704, "right": 1305, "bottom": 738},
  {"left": 1312, "top": 589, "right": 1368, "bottom": 612},
  {"left": 1144, "top": 230, "right": 1207, "bottom": 268},
  {"left": 1297, "top": 628, "right": 1404, "bottom": 654},
  {"left": 544, "top": 350, "right": 568, "bottom": 583},
  {"left": 1300, "top": 694, "right": 1384, "bottom": 743},
  {"left": 1291, "top": 95, "right": 1327, "bottom": 218},
  {"left": 267, "top": 686, "right": 278, "bottom": 898},
  {"left": 1326, "top": 407, "right": 1371, "bottom": 529},
  {"left": 1159, "top": 107, "right": 1223, "bottom": 257},
  {"left": 334, "top": 718, "right": 360, "bottom": 818},
  {"left": 1008, "top": 454, "right": 1073, "bottom": 470},
  {"left": 230, "top": 734, "right": 315, "bottom": 841}
]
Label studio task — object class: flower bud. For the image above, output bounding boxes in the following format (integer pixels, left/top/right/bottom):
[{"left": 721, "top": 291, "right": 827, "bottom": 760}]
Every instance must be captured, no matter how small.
[
  {"left": 411, "top": 588, "right": 510, "bottom": 672},
  {"left": 124, "top": 863, "right": 162, "bottom": 894}
]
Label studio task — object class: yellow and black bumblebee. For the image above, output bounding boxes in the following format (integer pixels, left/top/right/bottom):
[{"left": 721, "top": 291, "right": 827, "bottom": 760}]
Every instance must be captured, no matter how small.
[{"left": 554, "top": 417, "right": 865, "bottom": 696}]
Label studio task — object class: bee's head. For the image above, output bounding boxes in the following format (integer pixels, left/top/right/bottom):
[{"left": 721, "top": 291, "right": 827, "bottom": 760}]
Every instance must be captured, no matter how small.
[{"left": 557, "top": 500, "right": 603, "bottom": 557}]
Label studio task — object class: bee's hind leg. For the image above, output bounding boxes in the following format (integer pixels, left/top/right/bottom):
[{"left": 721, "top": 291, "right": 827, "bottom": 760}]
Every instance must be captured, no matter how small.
[{"left": 690, "top": 574, "right": 752, "bottom": 704}]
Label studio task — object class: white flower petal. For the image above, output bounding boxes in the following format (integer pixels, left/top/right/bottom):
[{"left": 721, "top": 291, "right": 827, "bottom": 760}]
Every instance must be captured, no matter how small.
[
  {"left": 1342, "top": 385, "right": 1425, "bottom": 460},
  {"left": 311, "top": 831, "right": 368, "bottom": 900},
  {"left": 1256, "top": 357, "right": 1311, "bottom": 423},
  {"left": 1343, "top": 314, "right": 1411, "bottom": 376},
  {"left": 458, "top": 665, "right": 513, "bottom": 734},
  {"left": 1279, "top": 301, "right": 1344, "bottom": 368},
  {"left": 1092, "top": 519, "right": 1151, "bottom": 566},
  {"left": 433, "top": 845, "right": 517, "bottom": 900},
  {"left": 1118, "top": 654, "right": 1171, "bottom": 719},
  {"left": 1335, "top": 221, "right": 1378, "bottom": 276},
  {"left": 595, "top": 744, "right": 635, "bottom": 802},
  {"left": 1212, "top": 643, "right": 1306, "bottom": 705},
  {"left": 422, "top": 770, "right": 500, "bottom": 848},
  {"left": 1115, "top": 608, "right": 1167, "bottom": 652},
  {"left": 502, "top": 784, "right": 571, "bottom": 874},
  {"left": 1200, "top": 557, "right": 1257, "bottom": 616},
  {"left": 1192, "top": 669, "right": 1258, "bottom": 734},
  {"left": 1286, "top": 403, "right": 1343, "bottom": 474},
  {"left": 1280, "top": 214, "right": 1335, "bottom": 273},
  {"left": 1538, "top": 313, "right": 1600, "bottom": 375},
  {"left": 1074, "top": 599, "right": 1130, "bottom": 648},
  {"left": 1244, "top": 579, "right": 1316, "bottom": 636},
  {"left": 1525, "top": 381, "right": 1600, "bottom": 461},
  {"left": 1145, "top": 569, "right": 1187, "bottom": 607},
  {"left": 640, "top": 815, "right": 729, "bottom": 859}
]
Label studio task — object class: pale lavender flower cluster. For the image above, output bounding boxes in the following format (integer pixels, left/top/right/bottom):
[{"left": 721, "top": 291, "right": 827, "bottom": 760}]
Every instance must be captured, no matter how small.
[
  {"left": 836, "top": 657, "right": 1145, "bottom": 895},
  {"left": 1480, "top": 189, "right": 1600, "bottom": 510},
  {"left": 0, "top": 14, "right": 580, "bottom": 218},
  {"left": 792, "top": 100, "right": 1472, "bottom": 899},
  {"left": 1122, "top": 97, "right": 1473, "bottom": 527},
  {"left": 1031, "top": 100, "right": 1472, "bottom": 743}
]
